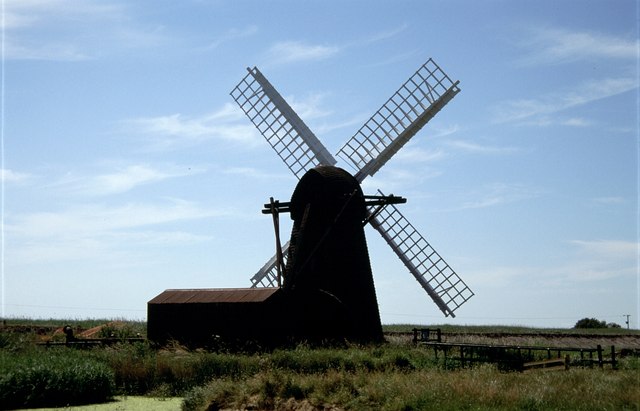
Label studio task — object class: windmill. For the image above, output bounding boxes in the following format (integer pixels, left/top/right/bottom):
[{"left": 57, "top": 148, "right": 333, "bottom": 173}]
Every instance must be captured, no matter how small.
[{"left": 230, "top": 58, "right": 474, "bottom": 320}]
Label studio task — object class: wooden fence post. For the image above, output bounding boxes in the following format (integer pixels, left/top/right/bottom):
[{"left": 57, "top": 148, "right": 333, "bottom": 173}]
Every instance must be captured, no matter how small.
[
  {"left": 444, "top": 346, "right": 448, "bottom": 369},
  {"left": 597, "top": 345, "right": 603, "bottom": 368},
  {"left": 611, "top": 346, "right": 617, "bottom": 369}
]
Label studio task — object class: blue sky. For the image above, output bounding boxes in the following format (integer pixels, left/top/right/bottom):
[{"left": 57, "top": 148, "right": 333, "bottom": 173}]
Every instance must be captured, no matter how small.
[{"left": 2, "top": 0, "right": 638, "bottom": 328}]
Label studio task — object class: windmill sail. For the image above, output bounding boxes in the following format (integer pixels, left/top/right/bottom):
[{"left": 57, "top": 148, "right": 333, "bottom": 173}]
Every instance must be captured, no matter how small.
[
  {"left": 336, "top": 58, "right": 460, "bottom": 182},
  {"left": 230, "top": 67, "right": 336, "bottom": 180},
  {"left": 368, "top": 190, "right": 473, "bottom": 317},
  {"left": 231, "top": 58, "right": 473, "bottom": 316},
  {"left": 231, "top": 67, "right": 335, "bottom": 287},
  {"left": 249, "top": 241, "right": 289, "bottom": 287}
]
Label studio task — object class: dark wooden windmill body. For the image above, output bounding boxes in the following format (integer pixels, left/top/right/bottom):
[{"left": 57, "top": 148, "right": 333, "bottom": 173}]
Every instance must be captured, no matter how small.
[{"left": 279, "top": 165, "right": 384, "bottom": 342}]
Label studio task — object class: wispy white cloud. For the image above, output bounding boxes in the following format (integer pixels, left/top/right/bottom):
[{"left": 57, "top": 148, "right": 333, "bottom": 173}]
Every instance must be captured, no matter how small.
[
  {"left": 492, "top": 77, "right": 638, "bottom": 124},
  {"left": 519, "top": 116, "right": 595, "bottom": 128},
  {"left": 5, "top": 199, "right": 225, "bottom": 263},
  {"left": 5, "top": 42, "right": 90, "bottom": 61},
  {"left": 344, "top": 23, "right": 420, "bottom": 68},
  {"left": 128, "top": 94, "right": 336, "bottom": 151},
  {"left": 497, "top": 26, "right": 639, "bottom": 127},
  {"left": 428, "top": 124, "right": 461, "bottom": 139},
  {"left": 518, "top": 27, "right": 640, "bottom": 65},
  {"left": 461, "top": 264, "right": 532, "bottom": 288},
  {"left": 262, "top": 23, "right": 411, "bottom": 67},
  {"left": 361, "top": 166, "right": 443, "bottom": 194},
  {"left": 315, "top": 115, "right": 368, "bottom": 136},
  {"left": 3, "top": 0, "right": 124, "bottom": 25},
  {"left": 358, "top": 23, "right": 409, "bottom": 45},
  {"left": 1, "top": 168, "right": 31, "bottom": 183},
  {"left": 347, "top": 24, "right": 415, "bottom": 68},
  {"left": 205, "top": 25, "right": 258, "bottom": 49},
  {"left": 264, "top": 41, "right": 340, "bottom": 66},
  {"left": 608, "top": 125, "right": 637, "bottom": 134},
  {"left": 126, "top": 103, "right": 261, "bottom": 150},
  {"left": 9, "top": 199, "right": 221, "bottom": 239},
  {"left": 570, "top": 239, "right": 637, "bottom": 261},
  {"left": 393, "top": 146, "right": 446, "bottom": 163},
  {"left": 222, "top": 167, "right": 292, "bottom": 181},
  {"left": 362, "top": 50, "right": 422, "bottom": 68},
  {"left": 591, "top": 196, "right": 625, "bottom": 205},
  {"left": 561, "top": 77, "right": 638, "bottom": 106},
  {"left": 4, "top": 0, "right": 121, "bottom": 60},
  {"left": 466, "top": 239, "right": 638, "bottom": 290},
  {"left": 57, "top": 164, "right": 202, "bottom": 196},
  {"left": 9, "top": 229, "right": 213, "bottom": 265},
  {"left": 452, "top": 183, "right": 540, "bottom": 211},
  {"left": 2, "top": 8, "right": 38, "bottom": 30},
  {"left": 274, "top": 24, "right": 416, "bottom": 69},
  {"left": 561, "top": 117, "right": 593, "bottom": 127},
  {"left": 286, "top": 93, "right": 333, "bottom": 120},
  {"left": 556, "top": 239, "right": 639, "bottom": 282},
  {"left": 91, "top": 165, "right": 193, "bottom": 195},
  {"left": 109, "top": 25, "right": 170, "bottom": 51},
  {"left": 4, "top": 0, "right": 169, "bottom": 60},
  {"left": 446, "top": 140, "right": 519, "bottom": 154},
  {"left": 356, "top": 139, "right": 447, "bottom": 192}
]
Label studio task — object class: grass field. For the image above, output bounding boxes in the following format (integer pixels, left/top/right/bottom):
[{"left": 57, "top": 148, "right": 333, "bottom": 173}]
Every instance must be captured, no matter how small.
[{"left": 1, "top": 319, "right": 639, "bottom": 410}]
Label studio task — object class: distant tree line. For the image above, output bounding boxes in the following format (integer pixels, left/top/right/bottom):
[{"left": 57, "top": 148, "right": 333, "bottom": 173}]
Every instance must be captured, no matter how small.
[{"left": 574, "top": 317, "right": 621, "bottom": 329}]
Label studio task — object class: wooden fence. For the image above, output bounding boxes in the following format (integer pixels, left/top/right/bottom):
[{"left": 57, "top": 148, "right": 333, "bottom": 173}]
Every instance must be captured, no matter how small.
[
  {"left": 421, "top": 341, "right": 617, "bottom": 370},
  {"left": 411, "top": 329, "right": 618, "bottom": 371}
]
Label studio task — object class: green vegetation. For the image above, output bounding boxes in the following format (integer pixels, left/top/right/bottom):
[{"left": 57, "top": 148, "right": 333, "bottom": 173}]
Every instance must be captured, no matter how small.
[{"left": 1, "top": 319, "right": 639, "bottom": 410}]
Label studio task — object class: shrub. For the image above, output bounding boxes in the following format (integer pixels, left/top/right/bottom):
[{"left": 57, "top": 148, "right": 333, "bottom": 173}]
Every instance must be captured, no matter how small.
[{"left": 574, "top": 318, "right": 607, "bottom": 329}]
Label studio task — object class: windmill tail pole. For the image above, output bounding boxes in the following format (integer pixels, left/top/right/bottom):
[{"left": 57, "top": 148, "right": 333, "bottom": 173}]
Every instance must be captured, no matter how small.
[{"left": 269, "top": 197, "right": 285, "bottom": 287}]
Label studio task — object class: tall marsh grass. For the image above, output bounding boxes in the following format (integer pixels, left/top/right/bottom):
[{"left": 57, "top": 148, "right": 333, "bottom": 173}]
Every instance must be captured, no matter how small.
[
  {"left": 0, "top": 350, "right": 114, "bottom": 409},
  {"left": 183, "top": 365, "right": 640, "bottom": 411}
]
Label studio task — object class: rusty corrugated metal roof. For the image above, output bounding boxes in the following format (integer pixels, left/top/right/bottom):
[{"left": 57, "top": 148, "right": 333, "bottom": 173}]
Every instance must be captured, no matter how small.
[{"left": 148, "top": 287, "right": 279, "bottom": 304}]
